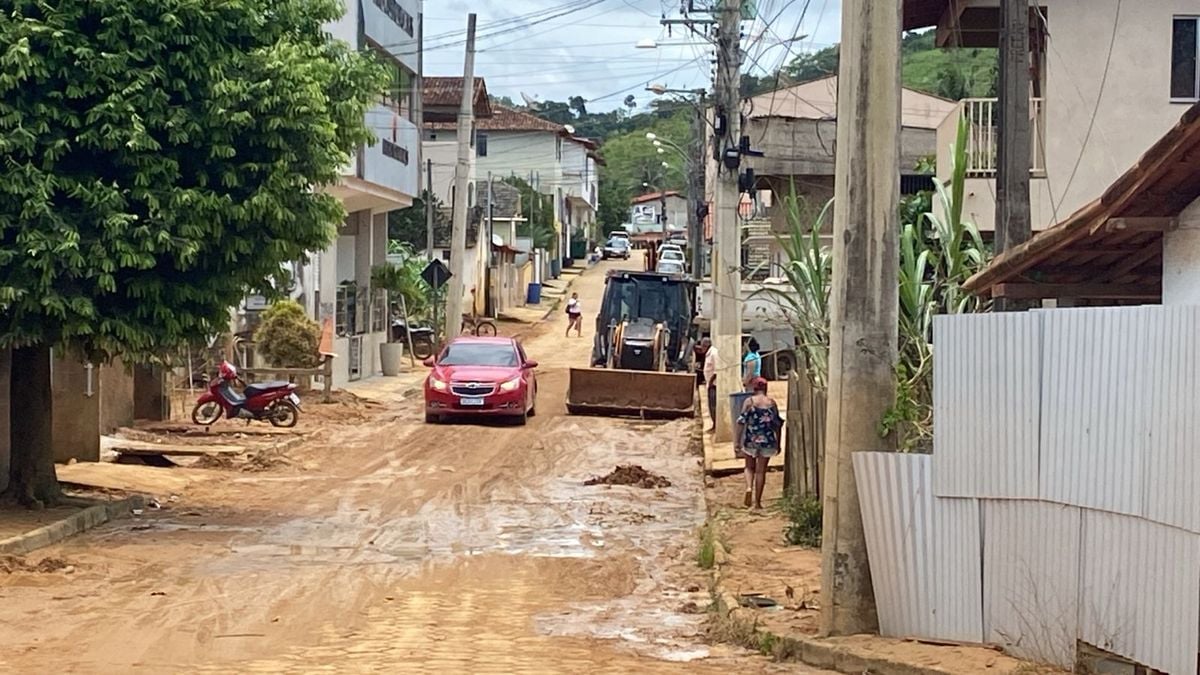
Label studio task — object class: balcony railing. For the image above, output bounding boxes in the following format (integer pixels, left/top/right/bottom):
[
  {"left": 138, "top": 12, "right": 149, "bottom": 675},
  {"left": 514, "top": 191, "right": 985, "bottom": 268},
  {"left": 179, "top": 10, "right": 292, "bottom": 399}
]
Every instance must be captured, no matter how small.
[{"left": 956, "top": 98, "right": 1046, "bottom": 177}]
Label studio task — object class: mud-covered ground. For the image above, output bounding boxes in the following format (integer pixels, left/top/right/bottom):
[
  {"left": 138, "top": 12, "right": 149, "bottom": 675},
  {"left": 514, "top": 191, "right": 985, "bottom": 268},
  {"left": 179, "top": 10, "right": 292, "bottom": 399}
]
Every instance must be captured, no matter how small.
[{"left": 0, "top": 262, "right": 832, "bottom": 673}]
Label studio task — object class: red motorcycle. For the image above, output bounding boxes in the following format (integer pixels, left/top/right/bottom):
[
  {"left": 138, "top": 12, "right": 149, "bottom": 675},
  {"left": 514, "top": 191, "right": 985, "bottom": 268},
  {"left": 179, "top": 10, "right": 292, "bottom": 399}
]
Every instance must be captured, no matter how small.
[{"left": 191, "top": 361, "right": 301, "bottom": 428}]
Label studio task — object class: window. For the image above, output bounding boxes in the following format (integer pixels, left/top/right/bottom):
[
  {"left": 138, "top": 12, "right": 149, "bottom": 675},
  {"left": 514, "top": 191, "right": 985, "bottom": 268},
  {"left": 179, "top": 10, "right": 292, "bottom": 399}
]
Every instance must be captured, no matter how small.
[
  {"left": 382, "top": 62, "right": 415, "bottom": 119},
  {"left": 555, "top": 137, "right": 563, "bottom": 161},
  {"left": 1172, "top": 17, "right": 1199, "bottom": 100},
  {"left": 476, "top": 132, "right": 489, "bottom": 157}
]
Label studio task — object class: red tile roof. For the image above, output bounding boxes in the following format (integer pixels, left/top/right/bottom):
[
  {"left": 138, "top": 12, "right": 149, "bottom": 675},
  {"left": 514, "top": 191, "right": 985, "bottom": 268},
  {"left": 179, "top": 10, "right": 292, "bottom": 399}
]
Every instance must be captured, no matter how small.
[{"left": 630, "top": 191, "right": 684, "bottom": 205}]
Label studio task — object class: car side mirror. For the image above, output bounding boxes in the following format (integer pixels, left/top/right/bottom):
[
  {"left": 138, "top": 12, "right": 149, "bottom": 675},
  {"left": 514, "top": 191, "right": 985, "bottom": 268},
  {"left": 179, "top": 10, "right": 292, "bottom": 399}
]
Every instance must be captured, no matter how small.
[
  {"left": 422, "top": 357, "right": 436, "bottom": 368},
  {"left": 523, "top": 360, "right": 539, "bottom": 369}
]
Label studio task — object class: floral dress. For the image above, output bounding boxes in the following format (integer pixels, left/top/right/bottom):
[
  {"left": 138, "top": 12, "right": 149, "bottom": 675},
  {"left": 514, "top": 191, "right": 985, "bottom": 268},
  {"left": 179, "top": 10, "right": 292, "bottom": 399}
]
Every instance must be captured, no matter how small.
[{"left": 737, "top": 400, "right": 782, "bottom": 457}]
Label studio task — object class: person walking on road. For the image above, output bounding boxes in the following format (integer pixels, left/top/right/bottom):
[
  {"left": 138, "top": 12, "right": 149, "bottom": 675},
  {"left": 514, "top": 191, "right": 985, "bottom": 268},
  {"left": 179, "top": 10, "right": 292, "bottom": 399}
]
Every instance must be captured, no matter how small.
[
  {"left": 565, "top": 292, "right": 583, "bottom": 337},
  {"left": 742, "top": 337, "right": 763, "bottom": 391},
  {"left": 734, "top": 377, "right": 782, "bottom": 510},
  {"left": 702, "top": 339, "right": 720, "bottom": 432}
]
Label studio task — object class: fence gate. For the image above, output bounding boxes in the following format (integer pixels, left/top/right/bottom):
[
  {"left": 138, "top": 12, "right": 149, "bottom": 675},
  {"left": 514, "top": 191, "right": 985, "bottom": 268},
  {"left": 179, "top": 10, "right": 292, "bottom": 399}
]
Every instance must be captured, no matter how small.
[{"left": 348, "top": 335, "right": 363, "bottom": 382}]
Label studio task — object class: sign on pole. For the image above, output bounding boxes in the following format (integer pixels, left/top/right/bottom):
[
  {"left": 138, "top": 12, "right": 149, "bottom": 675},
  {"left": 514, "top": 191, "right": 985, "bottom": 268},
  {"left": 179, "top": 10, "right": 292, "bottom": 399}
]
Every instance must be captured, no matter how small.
[{"left": 421, "top": 259, "right": 451, "bottom": 290}]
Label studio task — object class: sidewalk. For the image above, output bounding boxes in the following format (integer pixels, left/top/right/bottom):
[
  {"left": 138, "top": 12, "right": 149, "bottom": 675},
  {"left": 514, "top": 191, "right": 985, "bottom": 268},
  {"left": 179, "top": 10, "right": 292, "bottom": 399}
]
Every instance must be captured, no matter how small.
[
  {"left": 704, "top": 473, "right": 1063, "bottom": 675},
  {"left": 339, "top": 367, "right": 427, "bottom": 405}
]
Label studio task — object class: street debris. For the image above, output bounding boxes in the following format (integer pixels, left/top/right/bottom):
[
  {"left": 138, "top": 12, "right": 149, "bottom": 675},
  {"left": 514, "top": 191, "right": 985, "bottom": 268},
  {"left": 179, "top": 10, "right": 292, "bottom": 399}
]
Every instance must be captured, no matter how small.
[
  {"left": 584, "top": 465, "right": 672, "bottom": 489},
  {"left": 0, "top": 555, "right": 71, "bottom": 574}
]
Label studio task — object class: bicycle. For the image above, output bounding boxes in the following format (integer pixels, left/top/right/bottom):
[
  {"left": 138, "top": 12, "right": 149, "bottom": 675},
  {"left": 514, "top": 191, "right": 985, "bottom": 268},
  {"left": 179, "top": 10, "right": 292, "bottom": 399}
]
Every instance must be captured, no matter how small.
[{"left": 461, "top": 289, "right": 498, "bottom": 336}]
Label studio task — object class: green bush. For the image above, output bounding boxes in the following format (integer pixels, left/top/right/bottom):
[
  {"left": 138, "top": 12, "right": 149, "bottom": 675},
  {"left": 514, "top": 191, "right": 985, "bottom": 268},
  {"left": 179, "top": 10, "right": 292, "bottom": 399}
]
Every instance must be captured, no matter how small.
[
  {"left": 254, "top": 300, "right": 320, "bottom": 368},
  {"left": 782, "top": 494, "right": 823, "bottom": 548}
]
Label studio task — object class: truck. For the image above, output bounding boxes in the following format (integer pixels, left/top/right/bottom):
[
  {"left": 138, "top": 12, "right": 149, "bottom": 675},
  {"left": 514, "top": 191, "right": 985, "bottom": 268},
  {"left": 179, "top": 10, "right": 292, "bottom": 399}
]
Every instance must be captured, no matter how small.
[{"left": 694, "top": 279, "right": 800, "bottom": 380}]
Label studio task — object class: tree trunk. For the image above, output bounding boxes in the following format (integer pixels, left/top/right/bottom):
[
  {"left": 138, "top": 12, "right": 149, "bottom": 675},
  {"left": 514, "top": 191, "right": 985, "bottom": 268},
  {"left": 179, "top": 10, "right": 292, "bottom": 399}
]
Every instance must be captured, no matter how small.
[{"left": 5, "top": 344, "right": 61, "bottom": 507}]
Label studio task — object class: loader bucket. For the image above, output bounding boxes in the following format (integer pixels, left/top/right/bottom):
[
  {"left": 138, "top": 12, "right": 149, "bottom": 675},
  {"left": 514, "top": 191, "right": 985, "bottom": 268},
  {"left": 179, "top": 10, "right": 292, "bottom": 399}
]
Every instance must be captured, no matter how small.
[{"left": 566, "top": 368, "right": 697, "bottom": 419}]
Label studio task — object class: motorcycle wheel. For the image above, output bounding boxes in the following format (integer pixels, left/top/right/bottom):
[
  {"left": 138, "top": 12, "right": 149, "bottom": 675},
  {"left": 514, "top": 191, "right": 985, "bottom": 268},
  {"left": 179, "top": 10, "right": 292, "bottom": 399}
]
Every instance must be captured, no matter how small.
[
  {"left": 412, "top": 339, "right": 435, "bottom": 360},
  {"left": 268, "top": 400, "right": 300, "bottom": 428},
  {"left": 192, "top": 401, "right": 223, "bottom": 425}
]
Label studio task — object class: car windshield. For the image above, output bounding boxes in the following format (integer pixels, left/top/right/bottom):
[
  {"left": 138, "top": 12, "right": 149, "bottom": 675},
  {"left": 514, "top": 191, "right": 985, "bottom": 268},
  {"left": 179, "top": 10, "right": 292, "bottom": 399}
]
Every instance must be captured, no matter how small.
[
  {"left": 657, "top": 262, "right": 683, "bottom": 274},
  {"left": 661, "top": 250, "right": 684, "bottom": 260},
  {"left": 607, "top": 238, "right": 628, "bottom": 248},
  {"left": 439, "top": 343, "right": 518, "bottom": 367}
]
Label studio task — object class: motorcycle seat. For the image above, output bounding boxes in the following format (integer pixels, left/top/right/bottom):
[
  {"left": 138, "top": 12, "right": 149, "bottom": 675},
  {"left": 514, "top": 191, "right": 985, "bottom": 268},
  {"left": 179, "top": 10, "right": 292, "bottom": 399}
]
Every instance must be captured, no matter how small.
[{"left": 244, "top": 381, "right": 292, "bottom": 398}]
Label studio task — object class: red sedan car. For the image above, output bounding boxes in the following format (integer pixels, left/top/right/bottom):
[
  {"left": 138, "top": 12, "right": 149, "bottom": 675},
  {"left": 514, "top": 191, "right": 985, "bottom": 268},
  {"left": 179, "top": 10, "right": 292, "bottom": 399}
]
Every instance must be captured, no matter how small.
[{"left": 423, "top": 336, "right": 538, "bottom": 424}]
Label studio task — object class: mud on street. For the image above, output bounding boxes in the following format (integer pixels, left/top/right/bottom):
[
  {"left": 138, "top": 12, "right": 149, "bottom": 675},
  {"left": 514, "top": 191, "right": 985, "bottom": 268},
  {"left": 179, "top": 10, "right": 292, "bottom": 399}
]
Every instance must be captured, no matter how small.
[{"left": 0, "top": 262, "right": 821, "bottom": 673}]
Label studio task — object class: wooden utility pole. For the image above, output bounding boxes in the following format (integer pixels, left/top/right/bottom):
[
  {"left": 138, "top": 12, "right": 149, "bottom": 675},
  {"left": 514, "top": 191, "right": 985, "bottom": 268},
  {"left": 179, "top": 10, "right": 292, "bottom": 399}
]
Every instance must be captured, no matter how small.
[
  {"left": 994, "top": 0, "right": 1032, "bottom": 311},
  {"left": 445, "top": 13, "right": 476, "bottom": 339},
  {"left": 712, "top": 0, "right": 743, "bottom": 443},
  {"left": 689, "top": 98, "right": 707, "bottom": 276},
  {"left": 414, "top": 9, "right": 426, "bottom": 256},
  {"left": 820, "top": 0, "right": 901, "bottom": 637}
]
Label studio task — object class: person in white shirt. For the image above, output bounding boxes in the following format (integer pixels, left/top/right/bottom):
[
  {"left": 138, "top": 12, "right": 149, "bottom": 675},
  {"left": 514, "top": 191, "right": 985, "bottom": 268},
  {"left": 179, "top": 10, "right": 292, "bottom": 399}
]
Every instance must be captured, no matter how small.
[
  {"left": 564, "top": 292, "right": 583, "bottom": 337},
  {"left": 703, "top": 342, "right": 720, "bottom": 432}
]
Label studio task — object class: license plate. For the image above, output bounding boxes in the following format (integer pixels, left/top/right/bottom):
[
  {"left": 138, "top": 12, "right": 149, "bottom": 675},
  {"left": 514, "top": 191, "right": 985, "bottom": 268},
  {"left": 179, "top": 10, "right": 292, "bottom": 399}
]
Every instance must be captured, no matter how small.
[
  {"left": 459, "top": 397, "right": 485, "bottom": 406},
  {"left": 289, "top": 393, "right": 301, "bottom": 407}
]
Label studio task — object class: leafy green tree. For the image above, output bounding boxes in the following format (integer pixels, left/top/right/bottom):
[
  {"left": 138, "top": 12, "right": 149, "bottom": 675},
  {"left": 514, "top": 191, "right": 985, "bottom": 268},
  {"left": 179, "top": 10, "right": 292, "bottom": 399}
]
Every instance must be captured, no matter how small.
[
  {"left": 596, "top": 110, "right": 690, "bottom": 231},
  {"left": 502, "top": 177, "right": 555, "bottom": 249},
  {"left": 388, "top": 191, "right": 451, "bottom": 249},
  {"left": 0, "top": 0, "right": 386, "bottom": 504}
]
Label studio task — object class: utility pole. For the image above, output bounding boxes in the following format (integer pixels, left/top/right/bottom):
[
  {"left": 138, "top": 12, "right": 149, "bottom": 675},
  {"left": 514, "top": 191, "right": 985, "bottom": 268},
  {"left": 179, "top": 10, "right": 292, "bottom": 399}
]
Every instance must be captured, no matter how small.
[
  {"left": 690, "top": 98, "right": 707, "bottom": 276},
  {"left": 417, "top": 10, "right": 427, "bottom": 257},
  {"left": 425, "top": 159, "right": 434, "bottom": 259},
  {"left": 712, "top": 0, "right": 743, "bottom": 443},
  {"left": 820, "top": 0, "right": 901, "bottom": 637},
  {"left": 445, "top": 13, "right": 476, "bottom": 339},
  {"left": 994, "top": 0, "right": 1032, "bottom": 312}
]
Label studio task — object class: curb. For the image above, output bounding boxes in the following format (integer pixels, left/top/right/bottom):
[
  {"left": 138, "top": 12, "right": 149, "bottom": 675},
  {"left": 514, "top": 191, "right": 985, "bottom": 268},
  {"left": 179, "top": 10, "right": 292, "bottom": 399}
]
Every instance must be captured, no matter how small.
[
  {"left": 0, "top": 495, "right": 145, "bottom": 556},
  {"left": 703, "top": 504, "right": 950, "bottom": 675}
]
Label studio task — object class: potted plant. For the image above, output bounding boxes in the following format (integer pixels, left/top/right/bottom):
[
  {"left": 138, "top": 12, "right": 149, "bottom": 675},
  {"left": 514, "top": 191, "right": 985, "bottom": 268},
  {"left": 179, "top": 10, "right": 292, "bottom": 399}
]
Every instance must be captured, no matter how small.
[{"left": 371, "top": 263, "right": 408, "bottom": 376}]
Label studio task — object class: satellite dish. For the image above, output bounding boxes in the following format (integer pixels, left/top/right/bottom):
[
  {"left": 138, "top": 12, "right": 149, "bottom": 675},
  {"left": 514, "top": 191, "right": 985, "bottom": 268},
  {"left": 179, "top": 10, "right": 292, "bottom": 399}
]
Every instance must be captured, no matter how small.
[
  {"left": 520, "top": 92, "right": 541, "bottom": 109},
  {"left": 563, "top": 124, "right": 576, "bottom": 135}
]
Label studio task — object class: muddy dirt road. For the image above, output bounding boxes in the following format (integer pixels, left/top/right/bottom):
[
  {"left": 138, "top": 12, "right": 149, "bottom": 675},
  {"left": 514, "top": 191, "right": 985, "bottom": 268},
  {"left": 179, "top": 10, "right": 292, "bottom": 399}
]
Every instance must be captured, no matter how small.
[{"left": 0, "top": 261, "right": 826, "bottom": 673}]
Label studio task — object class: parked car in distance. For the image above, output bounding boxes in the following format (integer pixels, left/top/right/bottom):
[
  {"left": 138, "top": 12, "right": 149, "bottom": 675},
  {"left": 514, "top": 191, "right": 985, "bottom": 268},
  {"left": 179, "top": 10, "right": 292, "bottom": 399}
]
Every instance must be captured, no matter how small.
[
  {"left": 423, "top": 337, "right": 538, "bottom": 425},
  {"left": 610, "top": 230, "right": 631, "bottom": 242},
  {"left": 656, "top": 259, "right": 686, "bottom": 275},
  {"left": 658, "top": 247, "right": 686, "bottom": 264},
  {"left": 602, "top": 237, "right": 631, "bottom": 260}
]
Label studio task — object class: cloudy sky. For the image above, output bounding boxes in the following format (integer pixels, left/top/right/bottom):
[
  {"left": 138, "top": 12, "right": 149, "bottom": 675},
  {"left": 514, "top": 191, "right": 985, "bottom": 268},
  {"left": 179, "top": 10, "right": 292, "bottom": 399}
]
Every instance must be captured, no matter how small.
[{"left": 420, "top": 0, "right": 842, "bottom": 112}]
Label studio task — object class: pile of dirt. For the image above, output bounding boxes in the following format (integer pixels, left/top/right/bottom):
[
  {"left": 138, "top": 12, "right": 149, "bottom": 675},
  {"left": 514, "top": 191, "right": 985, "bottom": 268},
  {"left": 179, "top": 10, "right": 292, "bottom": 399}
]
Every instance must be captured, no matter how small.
[
  {"left": 242, "top": 447, "right": 293, "bottom": 473},
  {"left": 304, "top": 390, "right": 386, "bottom": 423},
  {"left": 192, "top": 454, "right": 237, "bottom": 471},
  {"left": 0, "top": 555, "right": 70, "bottom": 574},
  {"left": 584, "top": 465, "right": 672, "bottom": 489}
]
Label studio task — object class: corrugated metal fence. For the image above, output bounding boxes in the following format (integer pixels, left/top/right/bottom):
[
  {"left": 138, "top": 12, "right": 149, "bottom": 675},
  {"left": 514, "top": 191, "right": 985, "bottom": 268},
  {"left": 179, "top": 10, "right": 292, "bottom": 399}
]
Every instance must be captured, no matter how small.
[{"left": 857, "top": 306, "right": 1200, "bottom": 675}]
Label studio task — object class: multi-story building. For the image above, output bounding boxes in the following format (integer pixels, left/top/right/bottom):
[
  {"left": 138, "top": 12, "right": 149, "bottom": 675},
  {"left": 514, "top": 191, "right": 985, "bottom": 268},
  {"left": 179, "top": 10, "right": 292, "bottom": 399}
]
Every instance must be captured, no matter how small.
[
  {"left": 425, "top": 105, "right": 601, "bottom": 266},
  {"left": 300, "top": 0, "right": 422, "bottom": 387},
  {"left": 907, "top": 0, "right": 1200, "bottom": 233}
]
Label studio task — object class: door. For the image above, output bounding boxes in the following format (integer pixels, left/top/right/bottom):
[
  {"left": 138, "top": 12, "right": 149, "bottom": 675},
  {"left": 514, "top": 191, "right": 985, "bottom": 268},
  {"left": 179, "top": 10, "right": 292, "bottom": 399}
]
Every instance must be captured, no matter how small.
[{"left": 348, "top": 335, "right": 363, "bottom": 382}]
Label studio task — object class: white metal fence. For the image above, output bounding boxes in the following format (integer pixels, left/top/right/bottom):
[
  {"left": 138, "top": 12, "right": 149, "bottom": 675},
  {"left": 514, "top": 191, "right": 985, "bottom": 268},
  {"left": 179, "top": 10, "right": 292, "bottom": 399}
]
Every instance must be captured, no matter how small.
[{"left": 857, "top": 305, "right": 1200, "bottom": 674}]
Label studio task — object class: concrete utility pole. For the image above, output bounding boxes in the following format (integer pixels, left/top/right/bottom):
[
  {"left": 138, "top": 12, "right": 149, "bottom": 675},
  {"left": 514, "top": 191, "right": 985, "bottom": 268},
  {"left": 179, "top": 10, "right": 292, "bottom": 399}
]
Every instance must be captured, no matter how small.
[
  {"left": 414, "top": 10, "right": 426, "bottom": 254},
  {"left": 820, "top": 0, "right": 901, "bottom": 637},
  {"left": 445, "top": 13, "right": 476, "bottom": 339},
  {"left": 994, "top": 0, "right": 1032, "bottom": 311},
  {"left": 425, "top": 159, "right": 434, "bottom": 259},
  {"left": 712, "top": 0, "right": 743, "bottom": 443},
  {"left": 690, "top": 98, "right": 707, "bottom": 276}
]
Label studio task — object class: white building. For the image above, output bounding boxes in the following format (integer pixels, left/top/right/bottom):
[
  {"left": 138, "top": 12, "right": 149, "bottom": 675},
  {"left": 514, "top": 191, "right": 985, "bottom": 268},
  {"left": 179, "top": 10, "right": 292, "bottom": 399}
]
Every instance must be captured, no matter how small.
[
  {"left": 425, "top": 104, "right": 600, "bottom": 265},
  {"left": 908, "top": 0, "right": 1200, "bottom": 233},
  {"left": 629, "top": 191, "right": 689, "bottom": 230},
  {"left": 309, "top": 0, "right": 421, "bottom": 386}
]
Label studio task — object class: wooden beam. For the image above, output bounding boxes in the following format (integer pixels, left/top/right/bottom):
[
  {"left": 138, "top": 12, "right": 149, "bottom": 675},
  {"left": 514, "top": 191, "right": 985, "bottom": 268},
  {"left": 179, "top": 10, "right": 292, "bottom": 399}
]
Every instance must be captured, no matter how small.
[
  {"left": 1102, "top": 217, "right": 1178, "bottom": 233},
  {"left": 1102, "top": 241, "right": 1163, "bottom": 283},
  {"left": 993, "top": 282, "right": 1160, "bottom": 300},
  {"left": 935, "top": 0, "right": 968, "bottom": 46}
]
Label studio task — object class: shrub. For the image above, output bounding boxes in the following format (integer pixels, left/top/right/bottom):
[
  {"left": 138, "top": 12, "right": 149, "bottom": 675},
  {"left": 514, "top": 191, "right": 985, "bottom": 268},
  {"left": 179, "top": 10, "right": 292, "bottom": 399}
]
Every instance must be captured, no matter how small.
[
  {"left": 782, "top": 494, "right": 823, "bottom": 548},
  {"left": 254, "top": 300, "right": 320, "bottom": 368}
]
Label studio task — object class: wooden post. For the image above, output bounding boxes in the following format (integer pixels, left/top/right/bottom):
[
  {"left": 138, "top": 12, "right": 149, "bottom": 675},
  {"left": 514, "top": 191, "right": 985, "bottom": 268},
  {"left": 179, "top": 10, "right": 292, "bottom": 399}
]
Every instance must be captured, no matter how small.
[
  {"left": 820, "top": 0, "right": 901, "bottom": 637},
  {"left": 784, "top": 371, "right": 803, "bottom": 496},
  {"left": 322, "top": 357, "right": 333, "bottom": 403},
  {"left": 994, "top": 0, "right": 1033, "bottom": 312}
]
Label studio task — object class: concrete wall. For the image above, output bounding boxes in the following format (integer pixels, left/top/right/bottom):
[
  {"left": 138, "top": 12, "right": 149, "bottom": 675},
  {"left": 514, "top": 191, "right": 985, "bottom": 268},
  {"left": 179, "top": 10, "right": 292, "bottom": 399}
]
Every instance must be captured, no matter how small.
[
  {"left": 1163, "top": 197, "right": 1200, "bottom": 305},
  {"left": 99, "top": 358, "right": 135, "bottom": 434},
  {"left": 51, "top": 352, "right": 100, "bottom": 464},
  {"left": 746, "top": 117, "right": 938, "bottom": 178},
  {"left": 1041, "top": 0, "right": 1197, "bottom": 225},
  {"left": 133, "top": 364, "right": 168, "bottom": 421},
  {"left": 476, "top": 131, "right": 561, "bottom": 202},
  {"left": 0, "top": 348, "right": 9, "bottom": 494}
]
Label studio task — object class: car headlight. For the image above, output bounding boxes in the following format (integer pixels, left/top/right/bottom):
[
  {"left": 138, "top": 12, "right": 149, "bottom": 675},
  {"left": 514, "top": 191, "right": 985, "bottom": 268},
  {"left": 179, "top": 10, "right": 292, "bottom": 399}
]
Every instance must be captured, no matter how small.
[
  {"left": 430, "top": 375, "right": 448, "bottom": 391},
  {"left": 499, "top": 377, "right": 522, "bottom": 392}
]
